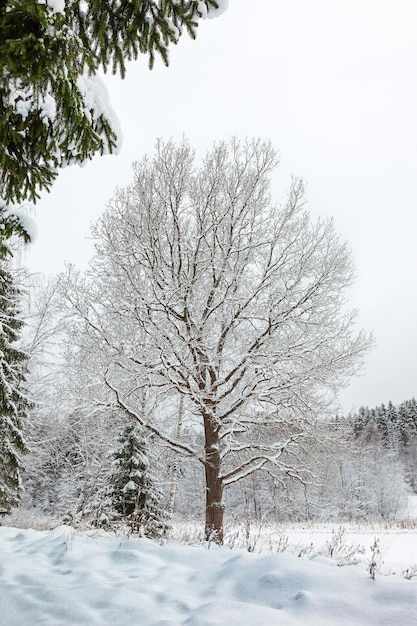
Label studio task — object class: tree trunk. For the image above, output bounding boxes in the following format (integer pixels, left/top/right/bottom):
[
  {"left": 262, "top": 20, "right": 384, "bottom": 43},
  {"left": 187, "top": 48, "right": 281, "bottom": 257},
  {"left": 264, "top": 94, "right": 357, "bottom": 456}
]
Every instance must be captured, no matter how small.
[{"left": 203, "top": 413, "right": 224, "bottom": 543}]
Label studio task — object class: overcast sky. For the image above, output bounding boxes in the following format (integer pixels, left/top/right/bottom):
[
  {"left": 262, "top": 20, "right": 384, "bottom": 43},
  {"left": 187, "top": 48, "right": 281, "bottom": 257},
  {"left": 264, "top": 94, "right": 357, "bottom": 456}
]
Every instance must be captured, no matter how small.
[{"left": 24, "top": 0, "right": 417, "bottom": 414}]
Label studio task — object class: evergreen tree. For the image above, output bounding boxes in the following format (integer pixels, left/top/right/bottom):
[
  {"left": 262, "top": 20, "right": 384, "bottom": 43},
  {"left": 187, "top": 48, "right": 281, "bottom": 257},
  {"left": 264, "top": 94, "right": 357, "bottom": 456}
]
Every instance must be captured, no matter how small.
[
  {"left": 375, "top": 403, "right": 388, "bottom": 440},
  {"left": 386, "top": 400, "right": 399, "bottom": 448},
  {"left": 395, "top": 399, "right": 417, "bottom": 446},
  {"left": 352, "top": 405, "right": 370, "bottom": 437},
  {"left": 0, "top": 0, "right": 226, "bottom": 244},
  {"left": 90, "top": 423, "right": 169, "bottom": 537},
  {"left": 397, "top": 401, "right": 410, "bottom": 446},
  {"left": 405, "top": 398, "right": 417, "bottom": 433},
  {"left": 0, "top": 262, "right": 30, "bottom": 516}
]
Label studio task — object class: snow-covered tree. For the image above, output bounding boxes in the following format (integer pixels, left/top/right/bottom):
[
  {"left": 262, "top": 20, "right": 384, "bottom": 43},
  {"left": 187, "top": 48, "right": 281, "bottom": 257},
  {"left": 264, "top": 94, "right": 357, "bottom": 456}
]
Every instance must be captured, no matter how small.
[
  {"left": 90, "top": 423, "right": 169, "bottom": 537},
  {"left": 60, "top": 138, "right": 372, "bottom": 542},
  {"left": 397, "top": 398, "right": 417, "bottom": 491},
  {"left": 352, "top": 405, "right": 370, "bottom": 437},
  {"left": 0, "top": 262, "right": 30, "bottom": 516},
  {"left": 349, "top": 419, "right": 408, "bottom": 518},
  {"left": 398, "top": 399, "right": 417, "bottom": 441},
  {"left": 0, "top": 0, "right": 228, "bottom": 245}
]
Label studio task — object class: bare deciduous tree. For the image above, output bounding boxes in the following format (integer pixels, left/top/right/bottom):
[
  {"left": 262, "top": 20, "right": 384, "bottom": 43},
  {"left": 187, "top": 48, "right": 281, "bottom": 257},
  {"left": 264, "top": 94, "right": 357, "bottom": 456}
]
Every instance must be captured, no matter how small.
[{"left": 60, "top": 138, "right": 372, "bottom": 542}]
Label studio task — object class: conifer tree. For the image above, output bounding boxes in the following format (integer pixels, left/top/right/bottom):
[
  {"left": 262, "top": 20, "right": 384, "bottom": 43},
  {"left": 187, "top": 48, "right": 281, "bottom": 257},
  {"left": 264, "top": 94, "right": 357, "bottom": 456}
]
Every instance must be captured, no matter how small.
[
  {"left": 397, "top": 401, "right": 410, "bottom": 446},
  {"left": 91, "top": 423, "right": 169, "bottom": 537},
  {"left": 375, "top": 403, "right": 388, "bottom": 440},
  {"left": 405, "top": 398, "right": 417, "bottom": 432},
  {"left": 0, "top": 261, "right": 30, "bottom": 516},
  {"left": 397, "top": 399, "right": 417, "bottom": 445},
  {"left": 386, "top": 400, "right": 399, "bottom": 448},
  {"left": 352, "top": 405, "right": 370, "bottom": 437},
  {"left": 0, "top": 0, "right": 227, "bottom": 244}
]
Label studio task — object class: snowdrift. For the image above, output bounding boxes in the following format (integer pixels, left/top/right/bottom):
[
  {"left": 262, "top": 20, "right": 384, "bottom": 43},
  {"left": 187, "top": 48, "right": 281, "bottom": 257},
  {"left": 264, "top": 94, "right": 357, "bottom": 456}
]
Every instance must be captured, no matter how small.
[{"left": 0, "top": 526, "right": 416, "bottom": 625}]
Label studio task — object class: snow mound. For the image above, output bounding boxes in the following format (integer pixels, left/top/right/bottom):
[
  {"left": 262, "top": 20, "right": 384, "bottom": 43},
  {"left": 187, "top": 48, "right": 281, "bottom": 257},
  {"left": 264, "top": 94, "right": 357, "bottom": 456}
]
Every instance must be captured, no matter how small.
[{"left": 0, "top": 526, "right": 416, "bottom": 625}]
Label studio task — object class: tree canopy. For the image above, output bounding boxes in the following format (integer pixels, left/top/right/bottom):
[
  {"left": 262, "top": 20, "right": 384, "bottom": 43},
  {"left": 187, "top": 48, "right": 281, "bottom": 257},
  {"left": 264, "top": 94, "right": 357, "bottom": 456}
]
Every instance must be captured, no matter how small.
[{"left": 0, "top": 0, "right": 226, "bottom": 247}]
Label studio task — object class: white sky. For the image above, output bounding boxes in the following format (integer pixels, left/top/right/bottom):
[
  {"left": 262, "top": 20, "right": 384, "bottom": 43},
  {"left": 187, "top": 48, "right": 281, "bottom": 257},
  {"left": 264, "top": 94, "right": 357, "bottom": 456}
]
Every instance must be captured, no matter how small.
[{"left": 24, "top": 0, "right": 417, "bottom": 414}]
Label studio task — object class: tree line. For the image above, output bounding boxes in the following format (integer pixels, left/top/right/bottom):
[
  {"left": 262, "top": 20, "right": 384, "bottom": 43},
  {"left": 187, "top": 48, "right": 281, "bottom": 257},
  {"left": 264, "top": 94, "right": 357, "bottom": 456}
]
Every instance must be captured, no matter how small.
[{"left": 352, "top": 399, "right": 417, "bottom": 493}]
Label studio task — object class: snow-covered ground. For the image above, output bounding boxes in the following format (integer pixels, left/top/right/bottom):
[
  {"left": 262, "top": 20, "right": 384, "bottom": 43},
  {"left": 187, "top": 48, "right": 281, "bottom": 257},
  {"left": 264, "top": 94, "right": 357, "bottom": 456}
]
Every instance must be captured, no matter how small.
[{"left": 1, "top": 525, "right": 416, "bottom": 625}]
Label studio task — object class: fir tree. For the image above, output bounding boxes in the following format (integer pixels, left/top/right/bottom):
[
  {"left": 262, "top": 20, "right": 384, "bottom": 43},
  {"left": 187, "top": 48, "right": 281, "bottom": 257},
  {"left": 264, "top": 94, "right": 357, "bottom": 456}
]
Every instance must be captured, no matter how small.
[
  {"left": 397, "top": 398, "right": 417, "bottom": 446},
  {"left": 0, "top": 262, "right": 30, "bottom": 516},
  {"left": 352, "top": 405, "right": 370, "bottom": 437},
  {"left": 386, "top": 400, "right": 399, "bottom": 448},
  {"left": 90, "top": 423, "right": 169, "bottom": 537},
  {"left": 405, "top": 398, "right": 417, "bottom": 433},
  {"left": 397, "top": 402, "right": 411, "bottom": 446},
  {"left": 0, "top": 0, "right": 225, "bottom": 244},
  {"left": 375, "top": 403, "right": 388, "bottom": 440}
]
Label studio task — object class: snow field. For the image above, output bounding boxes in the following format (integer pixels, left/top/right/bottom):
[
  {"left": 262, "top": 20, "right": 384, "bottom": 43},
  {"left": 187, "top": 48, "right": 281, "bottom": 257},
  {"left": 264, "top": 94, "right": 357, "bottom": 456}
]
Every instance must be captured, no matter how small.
[
  {"left": 0, "top": 525, "right": 416, "bottom": 625},
  {"left": 171, "top": 519, "right": 417, "bottom": 576}
]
